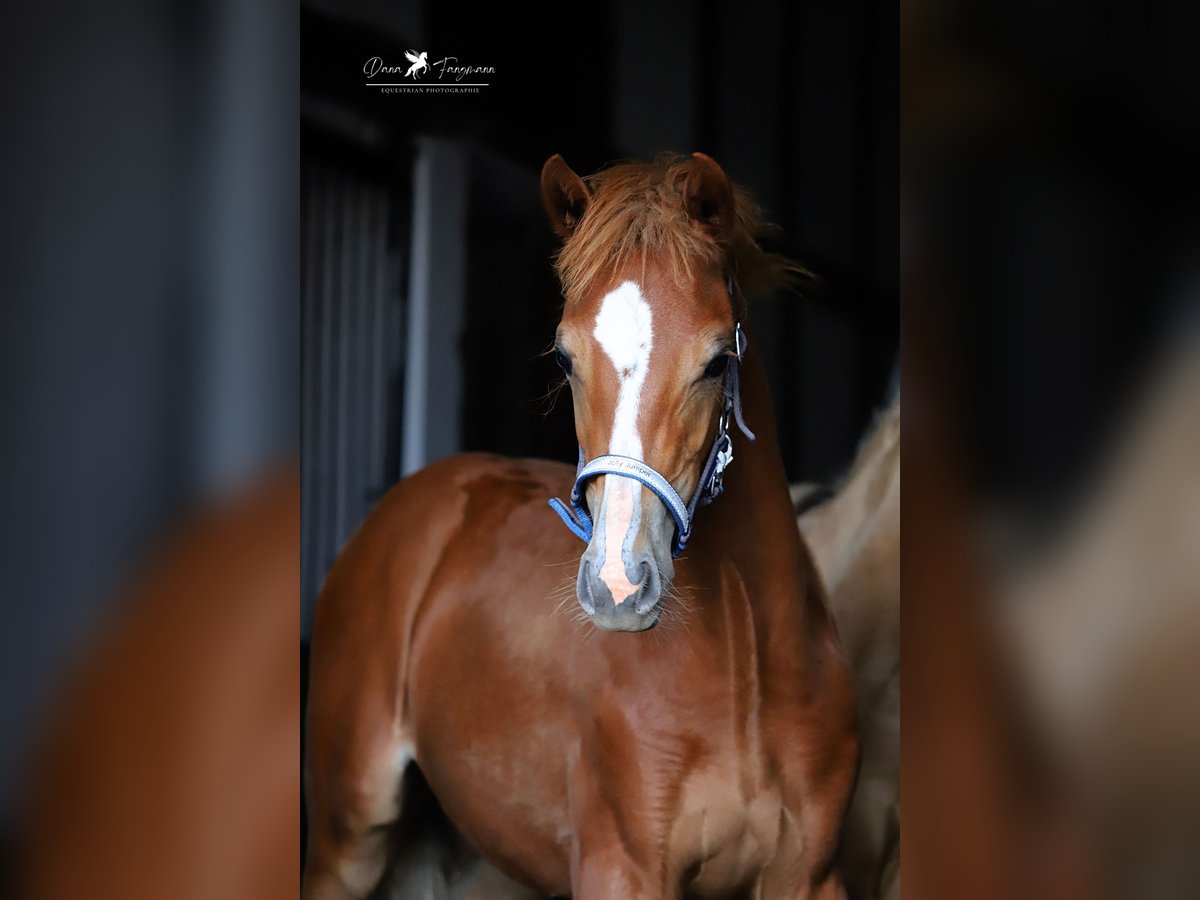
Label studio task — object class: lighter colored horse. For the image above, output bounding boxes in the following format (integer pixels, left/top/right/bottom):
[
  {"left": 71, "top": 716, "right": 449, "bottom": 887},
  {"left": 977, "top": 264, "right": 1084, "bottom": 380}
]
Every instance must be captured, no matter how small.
[{"left": 303, "top": 153, "right": 858, "bottom": 899}]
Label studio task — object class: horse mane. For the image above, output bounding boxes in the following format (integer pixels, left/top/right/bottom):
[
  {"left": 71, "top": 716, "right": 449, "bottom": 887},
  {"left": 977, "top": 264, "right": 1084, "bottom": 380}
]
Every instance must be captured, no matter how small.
[
  {"left": 841, "top": 388, "right": 900, "bottom": 489},
  {"left": 553, "top": 154, "right": 807, "bottom": 303}
]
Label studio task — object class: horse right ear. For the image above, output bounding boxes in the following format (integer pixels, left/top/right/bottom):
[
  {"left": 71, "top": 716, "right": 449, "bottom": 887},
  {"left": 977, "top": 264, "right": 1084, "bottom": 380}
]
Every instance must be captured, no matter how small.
[
  {"left": 684, "top": 152, "right": 737, "bottom": 246},
  {"left": 540, "top": 154, "right": 591, "bottom": 240}
]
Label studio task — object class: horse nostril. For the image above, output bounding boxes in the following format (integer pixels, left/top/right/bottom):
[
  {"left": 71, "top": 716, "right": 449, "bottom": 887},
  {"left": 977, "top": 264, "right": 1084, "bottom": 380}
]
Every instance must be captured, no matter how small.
[
  {"left": 576, "top": 560, "right": 597, "bottom": 614},
  {"left": 633, "top": 562, "right": 660, "bottom": 614},
  {"left": 637, "top": 561, "right": 652, "bottom": 589}
]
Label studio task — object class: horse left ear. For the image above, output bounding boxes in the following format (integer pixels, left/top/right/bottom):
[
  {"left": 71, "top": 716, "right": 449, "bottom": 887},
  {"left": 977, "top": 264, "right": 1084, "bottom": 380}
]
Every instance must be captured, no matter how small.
[
  {"left": 685, "top": 152, "right": 737, "bottom": 245},
  {"left": 540, "top": 154, "right": 591, "bottom": 240}
]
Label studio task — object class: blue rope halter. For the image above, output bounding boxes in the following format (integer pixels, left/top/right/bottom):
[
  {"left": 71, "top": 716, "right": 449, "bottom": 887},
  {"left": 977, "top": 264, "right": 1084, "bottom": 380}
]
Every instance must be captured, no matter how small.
[{"left": 548, "top": 277, "right": 755, "bottom": 557}]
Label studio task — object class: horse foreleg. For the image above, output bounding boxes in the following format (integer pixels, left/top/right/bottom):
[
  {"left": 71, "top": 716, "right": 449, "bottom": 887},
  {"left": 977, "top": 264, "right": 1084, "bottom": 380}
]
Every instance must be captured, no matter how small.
[
  {"left": 572, "top": 846, "right": 663, "bottom": 900},
  {"left": 302, "top": 829, "right": 389, "bottom": 900},
  {"left": 302, "top": 715, "right": 411, "bottom": 899},
  {"left": 808, "top": 873, "right": 850, "bottom": 900}
]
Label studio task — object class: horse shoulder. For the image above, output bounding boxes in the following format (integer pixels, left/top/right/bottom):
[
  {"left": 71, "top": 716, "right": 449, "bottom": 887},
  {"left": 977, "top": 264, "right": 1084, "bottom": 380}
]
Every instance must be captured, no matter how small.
[{"left": 311, "top": 452, "right": 573, "bottom": 686}]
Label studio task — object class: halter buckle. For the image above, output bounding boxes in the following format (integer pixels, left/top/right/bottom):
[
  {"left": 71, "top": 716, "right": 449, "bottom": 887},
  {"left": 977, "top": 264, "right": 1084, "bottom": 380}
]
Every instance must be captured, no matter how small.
[
  {"left": 706, "top": 432, "right": 734, "bottom": 499},
  {"left": 714, "top": 433, "right": 734, "bottom": 477}
]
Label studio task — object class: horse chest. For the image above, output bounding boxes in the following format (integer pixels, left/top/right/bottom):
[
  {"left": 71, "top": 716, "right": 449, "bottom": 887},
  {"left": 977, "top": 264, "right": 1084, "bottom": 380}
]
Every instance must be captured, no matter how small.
[
  {"left": 669, "top": 765, "right": 788, "bottom": 894},
  {"left": 583, "top": 707, "right": 794, "bottom": 894}
]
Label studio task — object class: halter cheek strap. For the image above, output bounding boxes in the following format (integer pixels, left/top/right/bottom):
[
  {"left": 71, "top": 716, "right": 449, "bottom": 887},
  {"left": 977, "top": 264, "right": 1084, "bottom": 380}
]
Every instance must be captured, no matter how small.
[{"left": 548, "top": 322, "right": 755, "bottom": 557}]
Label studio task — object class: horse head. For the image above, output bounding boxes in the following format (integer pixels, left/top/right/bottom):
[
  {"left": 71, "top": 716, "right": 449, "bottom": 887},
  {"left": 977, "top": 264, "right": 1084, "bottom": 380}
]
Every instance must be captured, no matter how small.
[{"left": 540, "top": 152, "right": 766, "bottom": 632}]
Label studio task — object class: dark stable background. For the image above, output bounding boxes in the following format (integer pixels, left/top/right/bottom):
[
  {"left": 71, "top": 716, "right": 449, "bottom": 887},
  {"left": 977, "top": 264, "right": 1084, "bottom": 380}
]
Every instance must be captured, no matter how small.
[{"left": 299, "top": 0, "right": 899, "bottom": 632}]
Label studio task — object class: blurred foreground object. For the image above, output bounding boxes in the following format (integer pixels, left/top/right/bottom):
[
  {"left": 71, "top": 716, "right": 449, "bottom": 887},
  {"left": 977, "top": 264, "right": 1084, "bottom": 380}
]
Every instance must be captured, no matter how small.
[
  {"left": 998, "top": 338, "right": 1200, "bottom": 897},
  {"left": 903, "top": 0, "right": 1200, "bottom": 892},
  {"left": 794, "top": 392, "right": 900, "bottom": 900},
  {"left": 18, "top": 470, "right": 300, "bottom": 900}
]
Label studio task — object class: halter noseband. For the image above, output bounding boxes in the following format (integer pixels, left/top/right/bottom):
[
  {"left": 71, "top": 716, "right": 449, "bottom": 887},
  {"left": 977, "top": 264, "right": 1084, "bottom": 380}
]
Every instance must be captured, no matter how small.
[{"left": 547, "top": 276, "right": 755, "bottom": 557}]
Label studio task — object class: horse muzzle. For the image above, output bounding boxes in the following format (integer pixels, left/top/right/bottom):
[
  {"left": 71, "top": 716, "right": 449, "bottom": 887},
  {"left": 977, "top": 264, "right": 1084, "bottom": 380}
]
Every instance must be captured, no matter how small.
[{"left": 576, "top": 556, "right": 664, "bottom": 631}]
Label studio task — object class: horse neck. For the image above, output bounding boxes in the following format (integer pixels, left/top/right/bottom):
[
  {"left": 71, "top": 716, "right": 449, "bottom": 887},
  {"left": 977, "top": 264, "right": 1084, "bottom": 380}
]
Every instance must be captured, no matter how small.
[{"left": 701, "top": 333, "right": 815, "bottom": 617}]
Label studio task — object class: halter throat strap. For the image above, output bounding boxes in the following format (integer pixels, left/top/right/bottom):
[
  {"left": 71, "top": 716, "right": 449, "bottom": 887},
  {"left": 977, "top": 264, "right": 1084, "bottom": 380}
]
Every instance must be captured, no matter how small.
[{"left": 548, "top": 319, "right": 755, "bottom": 557}]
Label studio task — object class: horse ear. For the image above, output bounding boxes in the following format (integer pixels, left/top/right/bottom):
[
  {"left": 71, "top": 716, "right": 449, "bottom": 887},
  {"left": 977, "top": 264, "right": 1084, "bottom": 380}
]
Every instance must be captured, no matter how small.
[
  {"left": 540, "top": 154, "right": 591, "bottom": 240},
  {"left": 684, "top": 152, "right": 737, "bottom": 245}
]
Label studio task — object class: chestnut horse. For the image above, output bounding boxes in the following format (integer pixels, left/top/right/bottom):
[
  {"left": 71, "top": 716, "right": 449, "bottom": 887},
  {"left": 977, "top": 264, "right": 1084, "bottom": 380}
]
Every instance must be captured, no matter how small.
[{"left": 303, "top": 153, "right": 858, "bottom": 899}]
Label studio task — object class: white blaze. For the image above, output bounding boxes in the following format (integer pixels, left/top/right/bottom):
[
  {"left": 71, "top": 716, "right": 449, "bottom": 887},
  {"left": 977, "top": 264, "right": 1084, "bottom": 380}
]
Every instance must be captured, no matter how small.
[{"left": 592, "top": 281, "right": 654, "bottom": 604}]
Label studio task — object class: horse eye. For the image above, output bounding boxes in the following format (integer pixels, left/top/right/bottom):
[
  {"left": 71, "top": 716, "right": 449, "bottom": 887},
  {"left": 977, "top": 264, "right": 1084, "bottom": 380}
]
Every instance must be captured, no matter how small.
[
  {"left": 554, "top": 348, "right": 573, "bottom": 375},
  {"left": 704, "top": 354, "right": 729, "bottom": 379}
]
